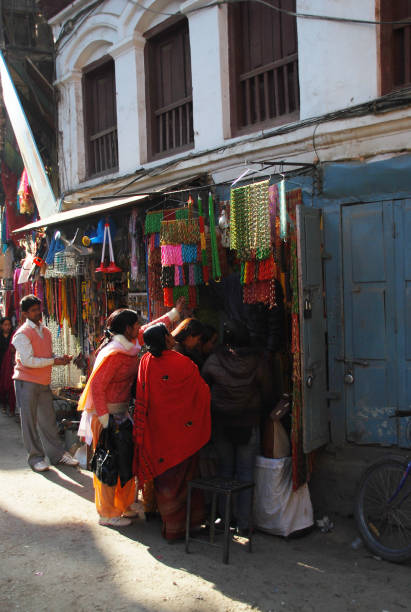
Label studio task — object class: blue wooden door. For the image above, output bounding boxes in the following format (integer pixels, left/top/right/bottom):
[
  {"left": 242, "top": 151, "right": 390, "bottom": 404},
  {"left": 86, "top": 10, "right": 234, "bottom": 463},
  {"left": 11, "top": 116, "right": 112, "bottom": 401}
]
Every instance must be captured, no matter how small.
[
  {"left": 342, "top": 201, "right": 411, "bottom": 447},
  {"left": 297, "top": 206, "right": 329, "bottom": 452},
  {"left": 394, "top": 199, "right": 411, "bottom": 448}
]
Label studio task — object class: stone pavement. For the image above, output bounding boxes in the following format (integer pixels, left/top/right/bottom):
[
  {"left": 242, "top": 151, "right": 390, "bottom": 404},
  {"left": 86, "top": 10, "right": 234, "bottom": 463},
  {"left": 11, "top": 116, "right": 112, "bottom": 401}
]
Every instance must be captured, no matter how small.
[{"left": 0, "top": 412, "right": 409, "bottom": 612}]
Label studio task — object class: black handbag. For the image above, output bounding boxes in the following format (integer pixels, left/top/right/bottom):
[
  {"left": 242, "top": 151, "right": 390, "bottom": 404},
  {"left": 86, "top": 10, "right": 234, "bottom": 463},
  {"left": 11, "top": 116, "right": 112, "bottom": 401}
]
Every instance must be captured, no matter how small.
[
  {"left": 113, "top": 419, "right": 134, "bottom": 487},
  {"left": 91, "top": 424, "right": 118, "bottom": 486}
]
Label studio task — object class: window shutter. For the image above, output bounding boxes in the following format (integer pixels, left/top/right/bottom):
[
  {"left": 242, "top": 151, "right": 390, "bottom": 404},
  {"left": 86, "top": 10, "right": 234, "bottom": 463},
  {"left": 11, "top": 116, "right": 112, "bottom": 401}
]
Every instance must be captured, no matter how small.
[
  {"left": 146, "top": 18, "right": 193, "bottom": 159},
  {"left": 83, "top": 59, "right": 118, "bottom": 177},
  {"left": 229, "top": 0, "right": 299, "bottom": 134},
  {"left": 380, "top": 0, "right": 411, "bottom": 94}
]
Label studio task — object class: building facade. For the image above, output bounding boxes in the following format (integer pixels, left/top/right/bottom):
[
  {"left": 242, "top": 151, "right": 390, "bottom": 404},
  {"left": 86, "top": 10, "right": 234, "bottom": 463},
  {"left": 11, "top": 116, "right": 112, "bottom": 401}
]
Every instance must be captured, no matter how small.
[{"left": 41, "top": 0, "right": 411, "bottom": 511}]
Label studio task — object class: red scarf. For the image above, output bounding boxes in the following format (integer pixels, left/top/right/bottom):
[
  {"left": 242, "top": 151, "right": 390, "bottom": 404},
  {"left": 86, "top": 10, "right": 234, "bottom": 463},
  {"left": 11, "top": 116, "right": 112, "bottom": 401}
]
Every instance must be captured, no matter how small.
[{"left": 133, "top": 350, "right": 211, "bottom": 489}]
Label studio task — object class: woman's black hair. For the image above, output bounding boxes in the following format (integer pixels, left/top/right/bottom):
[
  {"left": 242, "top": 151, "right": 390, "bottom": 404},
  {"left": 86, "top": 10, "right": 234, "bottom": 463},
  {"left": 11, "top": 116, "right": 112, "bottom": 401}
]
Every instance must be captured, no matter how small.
[
  {"left": 172, "top": 318, "right": 204, "bottom": 343},
  {"left": 0, "top": 316, "right": 11, "bottom": 326},
  {"left": 106, "top": 308, "right": 139, "bottom": 335},
  {"left": 96, "top": 309, "right": 139, "bottom": 355},
  {"left": 223, "top": 320, "right": 250, "bottom": 349},
  {"left": 201, "top": 324, "right": 217, "bottom": 344},
  {"left": 143, "top": 323, "right": 169, "bottom": 357},
  {"left": 20, "top": 294, "right": 41, "bottom": 312}
]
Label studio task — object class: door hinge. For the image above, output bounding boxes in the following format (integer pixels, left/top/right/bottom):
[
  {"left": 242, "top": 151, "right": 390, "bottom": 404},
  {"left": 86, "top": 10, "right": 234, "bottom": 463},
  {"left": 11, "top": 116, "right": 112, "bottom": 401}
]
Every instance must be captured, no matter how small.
[{"left": 321, "top": 251, "right": 332, "bottom": 260}]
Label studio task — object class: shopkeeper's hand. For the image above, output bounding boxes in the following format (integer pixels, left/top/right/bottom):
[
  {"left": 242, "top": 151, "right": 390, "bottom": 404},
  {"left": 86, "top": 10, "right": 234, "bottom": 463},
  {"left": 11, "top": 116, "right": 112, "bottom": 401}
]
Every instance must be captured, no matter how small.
[
  {"left": 54, "top": 355, "right": 72, "bottom": 366},
  {"left": 98, "top": 413, "right": 109, "bottom": 429},
  {"left": 175, "top": 296, "right": 186, "bottom": 315}
]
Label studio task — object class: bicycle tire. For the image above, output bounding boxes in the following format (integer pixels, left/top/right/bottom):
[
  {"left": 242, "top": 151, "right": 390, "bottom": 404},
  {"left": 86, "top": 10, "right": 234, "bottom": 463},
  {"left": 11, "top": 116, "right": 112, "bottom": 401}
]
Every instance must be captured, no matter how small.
[{"left": 355, "top": 454, "right": 411, "bottom": 563}]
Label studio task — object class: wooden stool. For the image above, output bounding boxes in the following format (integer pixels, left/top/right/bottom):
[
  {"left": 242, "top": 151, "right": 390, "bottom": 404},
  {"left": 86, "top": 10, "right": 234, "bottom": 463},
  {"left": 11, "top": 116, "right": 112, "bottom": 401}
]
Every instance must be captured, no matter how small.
[{"left": 185, "top": 477, "right": 254, "bottom": 564}]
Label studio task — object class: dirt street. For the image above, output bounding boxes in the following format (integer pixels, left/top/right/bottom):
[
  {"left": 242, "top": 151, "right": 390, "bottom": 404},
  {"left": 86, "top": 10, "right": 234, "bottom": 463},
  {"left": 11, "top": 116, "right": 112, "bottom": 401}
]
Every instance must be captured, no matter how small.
[{"left": 0, "top": 413, "right": 409, "bottom": 612}]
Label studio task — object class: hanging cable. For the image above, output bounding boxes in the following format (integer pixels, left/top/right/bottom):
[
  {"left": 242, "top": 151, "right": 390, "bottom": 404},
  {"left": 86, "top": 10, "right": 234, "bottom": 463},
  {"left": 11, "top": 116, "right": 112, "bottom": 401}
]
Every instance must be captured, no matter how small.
[
  {"left": 55, "top": 0, "right": 411, "bottom": 47},
  {"left": 129, "top": 0, "right": 411, "bottom": 25},
  {"left": 242, "top": 0, "right": 411, "bottom": 26}
]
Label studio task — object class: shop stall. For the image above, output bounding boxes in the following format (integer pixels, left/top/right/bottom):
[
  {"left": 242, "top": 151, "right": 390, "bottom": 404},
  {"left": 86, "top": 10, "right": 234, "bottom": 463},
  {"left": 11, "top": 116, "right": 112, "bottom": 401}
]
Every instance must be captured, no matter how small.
[
  {"left": 8, "top": 171, "right": 321, "bottom": 532},
  {"left": 140, "top": 180, "right": 316, "bottom": 534}
]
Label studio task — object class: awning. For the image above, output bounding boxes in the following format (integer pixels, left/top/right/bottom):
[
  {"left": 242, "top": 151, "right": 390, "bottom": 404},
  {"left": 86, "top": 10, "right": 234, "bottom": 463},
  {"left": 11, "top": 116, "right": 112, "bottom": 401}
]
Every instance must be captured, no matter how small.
[{"left": 13, "top": 194, "right": 149, "bottom": 234}]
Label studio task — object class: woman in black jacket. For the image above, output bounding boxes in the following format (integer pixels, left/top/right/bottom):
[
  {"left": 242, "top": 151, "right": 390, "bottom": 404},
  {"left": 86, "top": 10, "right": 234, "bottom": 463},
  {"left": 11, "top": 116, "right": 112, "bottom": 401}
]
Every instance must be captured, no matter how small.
[{"left": 202, "top": 320, "right": 272, "bottom": 534}]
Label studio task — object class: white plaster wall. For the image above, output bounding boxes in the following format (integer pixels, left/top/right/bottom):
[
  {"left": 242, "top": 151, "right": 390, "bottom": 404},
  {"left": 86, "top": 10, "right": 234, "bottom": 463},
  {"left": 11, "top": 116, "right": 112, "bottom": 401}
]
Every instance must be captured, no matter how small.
[
  {"left": 183, "top": 2, "right": 225, "bottom": 150},
  {"left": 297, "top": 0, "right": 378, "bottom": 119},
  {"left": 111, "top": 37, "right": 143, "bottom": 175},
  {"left": 55, "top": 71, "right": 86, "bottom": 189}
]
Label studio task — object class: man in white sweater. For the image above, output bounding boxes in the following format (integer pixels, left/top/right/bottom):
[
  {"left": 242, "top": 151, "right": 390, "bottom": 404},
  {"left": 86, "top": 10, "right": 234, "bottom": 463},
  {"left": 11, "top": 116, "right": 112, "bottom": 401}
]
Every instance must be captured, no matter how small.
[{"left": 13, "top": 294, "right": 79, "bottom": 472}]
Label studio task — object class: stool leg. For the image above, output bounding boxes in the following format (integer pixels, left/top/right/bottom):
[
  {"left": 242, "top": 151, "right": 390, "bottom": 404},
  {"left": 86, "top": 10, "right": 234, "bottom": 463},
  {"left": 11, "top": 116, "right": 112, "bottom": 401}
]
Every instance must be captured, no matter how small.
[
  {"left": 248, "top": 485, "right": 254, "bottom": 553},
  {"left": 185, "top": 483, "right": 192, "bottom": 553},
  {"left": 210, "top": 491, "right": 217, "bottom": 544},
  {"left": 223, "top": 491, "right": 232, "bottom": 564}
]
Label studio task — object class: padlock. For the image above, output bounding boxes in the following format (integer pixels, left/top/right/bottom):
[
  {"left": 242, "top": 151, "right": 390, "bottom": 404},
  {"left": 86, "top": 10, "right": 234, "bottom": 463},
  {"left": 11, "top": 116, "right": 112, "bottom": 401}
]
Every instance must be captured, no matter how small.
[{"left": 304, "top": 298, "right": 312, "bottom": 319}]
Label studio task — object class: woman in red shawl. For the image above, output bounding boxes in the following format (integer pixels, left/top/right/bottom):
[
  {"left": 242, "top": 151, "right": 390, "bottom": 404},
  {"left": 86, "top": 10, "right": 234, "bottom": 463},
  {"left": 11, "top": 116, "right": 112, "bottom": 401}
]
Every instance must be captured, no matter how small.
[{"left": 134, "top": 323, "right": 211, "bottom": 541}]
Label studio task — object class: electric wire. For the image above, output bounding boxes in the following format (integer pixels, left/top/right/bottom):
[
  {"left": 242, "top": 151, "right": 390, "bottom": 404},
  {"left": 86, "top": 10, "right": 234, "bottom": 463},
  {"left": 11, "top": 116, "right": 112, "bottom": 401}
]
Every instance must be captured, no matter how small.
[
  {"left": 131, "top": 0, "right": 411, "bottom": 25},
  {"left": 108, "top": 85, "right": 411, "bottom": 197},
  {"left": 55, "top": 0, "right": 411, "bottom": 48}
]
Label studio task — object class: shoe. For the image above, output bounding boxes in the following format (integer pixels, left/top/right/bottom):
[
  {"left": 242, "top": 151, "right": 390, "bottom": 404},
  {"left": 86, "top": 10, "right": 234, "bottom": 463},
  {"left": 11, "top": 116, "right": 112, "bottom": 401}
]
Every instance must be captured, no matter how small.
[
  {"left": 191, "top": 525, "right": 211, "bottom": 538},
  {"left": 215, "top": 518, "right": 236, "bottom": 532},
  {"left": 122, "top": 509, "right": 139, "bottom": 518},
  {"left": 33, "top": 460, "right": 49, "bottom": 472},
  {"left": 236, "top": 527, "right": 252, "bottom": 537},
  {"left": 98, "top": 516, "right": 132, "bottom": 527},
  {"left": 14, "top": 414, "right": 20, "bottom": 424},
  {"left": 58, "top": 452, "right": 79, "bottom": 467}
]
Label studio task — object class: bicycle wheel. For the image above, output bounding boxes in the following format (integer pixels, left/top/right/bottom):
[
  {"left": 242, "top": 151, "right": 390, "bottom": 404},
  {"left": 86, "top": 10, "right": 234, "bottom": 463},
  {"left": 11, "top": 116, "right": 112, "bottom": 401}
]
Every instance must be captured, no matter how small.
[{"left": 355, "top": 454, "right": 411, "bottom": 563}]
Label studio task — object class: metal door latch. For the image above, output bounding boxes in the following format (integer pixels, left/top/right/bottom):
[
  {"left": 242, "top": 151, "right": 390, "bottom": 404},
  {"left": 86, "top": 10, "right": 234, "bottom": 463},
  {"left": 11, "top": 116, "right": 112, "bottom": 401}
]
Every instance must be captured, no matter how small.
[
  {"left": 306, "top": 375, "right": 314, "bottom": 388},
  {"left": 335, "top": 357, "right": 369, "bottom": 367},
  {"left": 304, "top": 298, "right": 312, "bottom": 319},
  {"left": 344, "top": 371, "right": 354, "bottom": 385}
]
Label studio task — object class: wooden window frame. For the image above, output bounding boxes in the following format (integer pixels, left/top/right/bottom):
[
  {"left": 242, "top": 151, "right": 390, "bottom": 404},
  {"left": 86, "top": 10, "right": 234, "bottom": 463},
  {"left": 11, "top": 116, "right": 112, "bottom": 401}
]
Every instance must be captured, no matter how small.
[
  {"left": 82, "top": 56, "right": 118, "bottom": 179},
  {"left": 228, "top": 0, "right": 300, "bottom": 137},
  {"left": 379, "top": 0, "right": 411, "bottom": 95},
  {"left": 144, "top": 16, "right": 194, "bottom": 161}
]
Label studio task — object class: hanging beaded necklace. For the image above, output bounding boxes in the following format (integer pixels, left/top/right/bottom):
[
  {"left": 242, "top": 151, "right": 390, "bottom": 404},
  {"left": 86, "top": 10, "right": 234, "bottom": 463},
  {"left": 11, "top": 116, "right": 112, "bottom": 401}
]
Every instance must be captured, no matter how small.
[{"left": 230, "top": 180, "right": 271, "bottom": 261}]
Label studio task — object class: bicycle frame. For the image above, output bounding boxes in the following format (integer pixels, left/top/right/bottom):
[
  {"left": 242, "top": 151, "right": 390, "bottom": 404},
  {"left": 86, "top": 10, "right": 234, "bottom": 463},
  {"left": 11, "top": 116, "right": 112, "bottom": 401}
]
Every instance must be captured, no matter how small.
[{"left": 388, "top": 460, "right": 411, "bottom": 503}]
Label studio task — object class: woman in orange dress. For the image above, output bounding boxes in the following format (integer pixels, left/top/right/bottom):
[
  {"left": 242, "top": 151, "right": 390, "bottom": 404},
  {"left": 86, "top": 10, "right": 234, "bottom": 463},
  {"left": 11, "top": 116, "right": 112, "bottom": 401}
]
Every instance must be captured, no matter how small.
[{"left": 78, "top": 302, "right": 183, "bottom": 528}]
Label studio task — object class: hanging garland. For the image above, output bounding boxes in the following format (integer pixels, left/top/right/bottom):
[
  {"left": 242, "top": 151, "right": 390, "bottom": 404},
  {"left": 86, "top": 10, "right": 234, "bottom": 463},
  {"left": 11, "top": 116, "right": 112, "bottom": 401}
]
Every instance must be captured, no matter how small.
[
  {"left": 145, "top": 205, "right": 205, "bottom": 311},
  {"left": 208, "top": 193, "right": 221, "bottom": 281},
  {"left": 197, "top": 195, "right": 209, "bottom": 284},
  {"left": 230, "top": 180, "right": 271, "bottom": 260},
  {"left": 160, "top": 219, "right": 200, "bottom": 245}
]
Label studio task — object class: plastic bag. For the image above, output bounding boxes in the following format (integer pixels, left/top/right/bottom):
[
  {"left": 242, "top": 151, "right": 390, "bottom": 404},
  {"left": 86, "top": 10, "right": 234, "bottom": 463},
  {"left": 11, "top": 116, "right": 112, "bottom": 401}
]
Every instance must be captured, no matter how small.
[
  {"left": 263, "top": 420, "right": 290, "bottom": 459},
  {"left": 254, "top": 456, "right": 314, "bottom": 536}
]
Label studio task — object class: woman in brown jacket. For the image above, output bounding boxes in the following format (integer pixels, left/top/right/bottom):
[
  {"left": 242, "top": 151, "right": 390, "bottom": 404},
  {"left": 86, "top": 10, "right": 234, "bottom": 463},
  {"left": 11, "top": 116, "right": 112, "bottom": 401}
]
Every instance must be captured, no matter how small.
[{"left": 202, "top": 320, "right": 272, "bottom": 534}]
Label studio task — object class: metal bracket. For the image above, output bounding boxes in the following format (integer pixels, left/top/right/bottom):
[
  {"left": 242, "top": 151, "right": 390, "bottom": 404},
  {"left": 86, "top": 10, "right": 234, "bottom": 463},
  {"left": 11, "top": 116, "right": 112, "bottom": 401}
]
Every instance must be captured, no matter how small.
[
  {"left": 335, "top": 357, "right": 369, "bottom": 367},
  {"left": 326, "top": 391, "right": 341, "bottom": 401}
]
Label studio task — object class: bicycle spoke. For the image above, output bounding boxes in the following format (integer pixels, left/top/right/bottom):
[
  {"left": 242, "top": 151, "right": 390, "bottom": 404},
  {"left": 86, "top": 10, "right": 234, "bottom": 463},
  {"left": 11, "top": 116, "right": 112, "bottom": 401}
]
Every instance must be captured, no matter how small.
[
  {"left": 356, "top": 458, "right": 411, "bottom": 561},
  {"left": 392, "top": 506, "right": 411, "bottom": 545}
]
